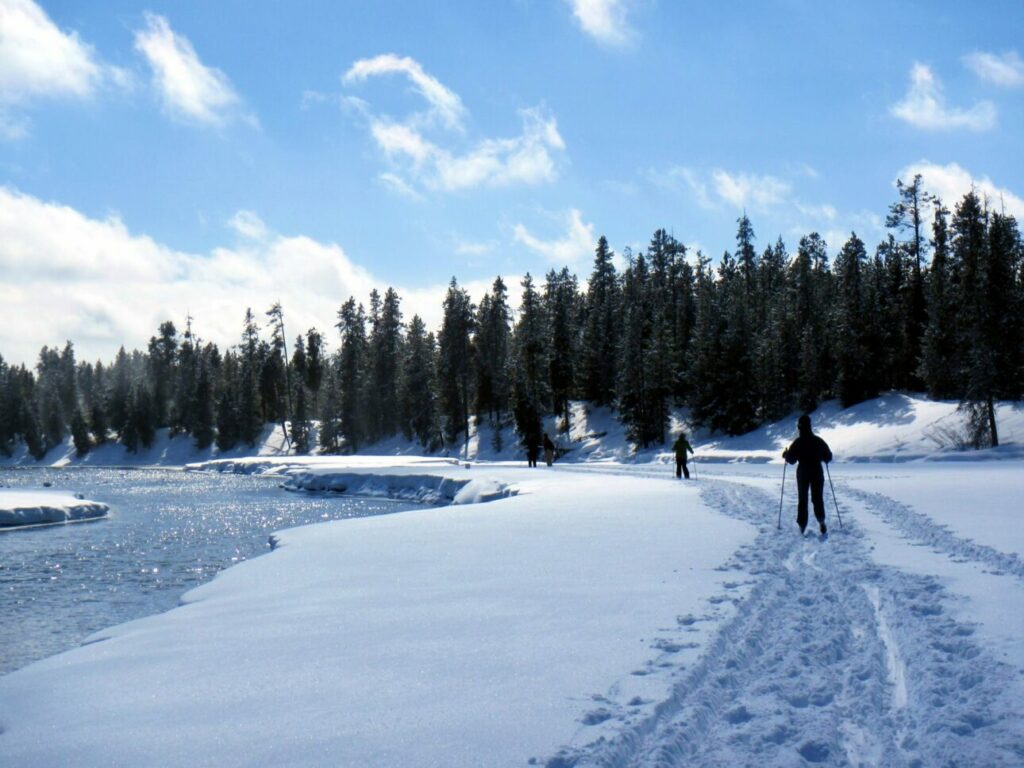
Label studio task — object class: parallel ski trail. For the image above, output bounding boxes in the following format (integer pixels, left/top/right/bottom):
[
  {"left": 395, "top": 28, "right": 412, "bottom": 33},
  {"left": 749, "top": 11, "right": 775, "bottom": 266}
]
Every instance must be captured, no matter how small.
[
  {"left": 841, "top": 484, "right": 1024, "bottom": 583},
  {"left": 542, "top": 474, "right": 1024, "bottom": 767}
]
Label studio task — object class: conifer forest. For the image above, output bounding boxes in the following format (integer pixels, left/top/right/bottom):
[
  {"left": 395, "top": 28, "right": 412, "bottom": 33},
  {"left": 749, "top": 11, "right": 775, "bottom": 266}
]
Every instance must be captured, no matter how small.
[{"left": 2, "top": 178, "right": 1021, "bottom": 460}]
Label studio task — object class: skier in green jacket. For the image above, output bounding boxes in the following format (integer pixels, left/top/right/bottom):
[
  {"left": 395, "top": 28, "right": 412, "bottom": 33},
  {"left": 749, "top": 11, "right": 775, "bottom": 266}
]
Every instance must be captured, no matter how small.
[{"left": 673, "top": 432, "right": 694, "bottom": 479}]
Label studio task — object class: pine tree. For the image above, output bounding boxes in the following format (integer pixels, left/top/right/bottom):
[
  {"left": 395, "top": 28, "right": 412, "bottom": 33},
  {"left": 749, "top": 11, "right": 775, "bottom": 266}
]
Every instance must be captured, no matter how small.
[
  {"left": 318, "top": 357, "right": 344, "bottom": 454},
  {"left": 687, "top": 251, "right": 725, "bottom": 429},
  {"left": 215, "top": 352, "right": 241, "bottom": 452},
  {"left": 581, "top": 236, "right": 620, "bottom": 405},
  {"left": 887, "top": 175, "right": 934, "bottom": 389},
  {"left": 919, "top": 202, "right": 959, "bottom": 398},
  {"left": 147, "top": 321, "right": 178, "bottom": 428},
  {"left": 192, "top": 349, "right": 216, "bottom": 450},
  {"left": 304, "top": 329, "right": 325, "bottom": 416},
  {"left": 289, "top": 336, "right": 312, "bottom": 454},
  {"left": 369, "top": 288, "right": 404, "bottom": 440},
  {"left": 336, "top": 298, "right": 369, "bottom": 451},
  {"left": 833, "top": 233, "right": 873, "bottom": 407},
  {"left": 437, "top": 279, "right": 475, "bottom": 449},
  {"left": 617, "top": 253, "right": 657, "bottom": 445},
  {"left": 400, "top": 315, "right": 441, "bottom": 448},
  {"left": 545, "top": 268, "right": 579, "bottom": 431},
  {"left": 473, "top": 277, "right": 512, "bottom": 435},
  {"left": 171, "top": 315, "right": 199, "bottom": 436},
  {"left": 238, "top": 309, "right": 264, "bottom": 446},
  {"left": 511, "top": 274, "right": 551, "bottom": 450},
  {"left": 951, "top": 191, "right": 999, "bottom": 446},
  {"left": 70, "top": 407, "right": 93, "bottom": 456},
  {"left": 265, "top": 303, "right": 293, "bottom": 446},
  {"left": 754, "top": 238, "right": 791, "bottom": 420}
]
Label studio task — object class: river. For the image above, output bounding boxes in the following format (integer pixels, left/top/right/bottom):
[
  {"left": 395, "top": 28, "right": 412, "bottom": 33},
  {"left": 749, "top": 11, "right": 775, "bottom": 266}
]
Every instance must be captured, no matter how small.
[{"left": 0, "top": 467, "right": 418, "bottom": 675}]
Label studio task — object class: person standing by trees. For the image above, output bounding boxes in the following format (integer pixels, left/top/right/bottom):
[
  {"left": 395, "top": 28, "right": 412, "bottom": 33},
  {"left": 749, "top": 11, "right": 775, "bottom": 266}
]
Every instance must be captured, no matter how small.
[
  {"left": 526, "top": 431, "right": 540, "bottom": 468},
  {"left": 672, "top": 432, "right": 694, "bottom": 479},
  {"left": 543, "top": 432, "right": 555, "bottom": 466},
  {"left": 782, "top": 414, "right": 833, "bottom": 535}
]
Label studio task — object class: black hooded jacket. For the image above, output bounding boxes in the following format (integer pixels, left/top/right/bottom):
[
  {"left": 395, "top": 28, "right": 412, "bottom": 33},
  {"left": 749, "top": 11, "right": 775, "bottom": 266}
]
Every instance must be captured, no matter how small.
[{"left": 784, "top": 429, "right": 832, "bottom": 478}]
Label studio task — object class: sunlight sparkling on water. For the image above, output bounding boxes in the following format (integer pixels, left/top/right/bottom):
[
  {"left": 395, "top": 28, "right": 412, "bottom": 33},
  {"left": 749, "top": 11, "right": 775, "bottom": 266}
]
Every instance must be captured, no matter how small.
[{"left": 0, "top": 468, "right": 417, "bottom": 675}]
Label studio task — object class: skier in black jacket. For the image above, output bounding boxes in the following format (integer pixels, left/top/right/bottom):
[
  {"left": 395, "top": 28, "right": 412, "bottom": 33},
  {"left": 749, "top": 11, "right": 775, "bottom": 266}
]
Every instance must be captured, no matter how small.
[{"left": 783, "top": 414, "right": 833, "bottom": 535}]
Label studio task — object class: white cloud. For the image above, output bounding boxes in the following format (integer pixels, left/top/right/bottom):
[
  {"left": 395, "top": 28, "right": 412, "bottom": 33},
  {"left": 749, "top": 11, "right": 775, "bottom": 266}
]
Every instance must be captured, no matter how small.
[
  {"left": 962, "top": 50, "right": 1024, "bottom": 88},
  {"left": 890, "top": 62, "right": 996, "bottom": 132},
  {"left": 795, "top": 202, "right": 838, "bottom": 221},
  {"left": 0, "top": 0, "right": 100, "bottom": 102},
  {"left": 134, "top": 13, "right": 249, "bottom": 126},
  {"left": 897, "top": 160, "right": 1024, "bottom": 220},
  {"left": 454, "top": 239, "right": 496, "bottom": 256},
  {"left": 344, "top": 53, "right": 466, "bottom": 130},
  {"left": 513, "top": 209, "right": 595, "bottom": 266},
  {"left": 0, "top": 0, "right": 119, "bottom": 137},
  {"left": 228, "top": 210, "right": 268, "bottom": 240},
  {"left": 711, "top": 169, "right": 791, "bottom": 209},
  {"left": 566, "top": 0, "right": 634, "bottom": 46},
  {"left": 377, "top": 172, "right": 426, "bottom": 201},
  {"left": 0, "top": 186, "right": 465, "bottom": 365},
  {"left": 344, "top": 55, "right": 566, "bottom": 195}
]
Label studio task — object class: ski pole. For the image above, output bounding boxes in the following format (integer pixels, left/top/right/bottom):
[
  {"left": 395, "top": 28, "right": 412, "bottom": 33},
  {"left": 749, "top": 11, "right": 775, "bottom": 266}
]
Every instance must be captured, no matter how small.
[
  {"left": 825, "top": 462, "right": 843, "bottom": 529},
  {"left": 691, "top": 453, "right": 697, "bottom": 480},
  {"left": 777, "top": 462, "right": 786, "bottom": 530}
]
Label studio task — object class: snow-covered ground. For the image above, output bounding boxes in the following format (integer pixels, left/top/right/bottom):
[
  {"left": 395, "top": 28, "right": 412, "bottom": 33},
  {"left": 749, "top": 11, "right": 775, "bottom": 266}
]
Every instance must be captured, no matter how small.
[
  {"left": 2, "top": 395, "right": 1023, "bottom": 765},
  {"left": 0, "top": 489, "right": 109, "bottom": 528}
]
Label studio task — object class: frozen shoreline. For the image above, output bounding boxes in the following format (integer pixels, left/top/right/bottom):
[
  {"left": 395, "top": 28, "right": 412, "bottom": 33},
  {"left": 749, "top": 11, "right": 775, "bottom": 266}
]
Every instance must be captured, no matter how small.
[{"left": 0, "top": 489, "right": 109, "bottom": 528}]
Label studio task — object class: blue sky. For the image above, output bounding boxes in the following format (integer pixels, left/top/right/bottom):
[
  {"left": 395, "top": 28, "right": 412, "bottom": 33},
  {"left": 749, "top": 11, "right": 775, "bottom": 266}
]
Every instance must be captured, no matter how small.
[{"left": 1, "top": 0, "right": 1022, "bottom": 364}]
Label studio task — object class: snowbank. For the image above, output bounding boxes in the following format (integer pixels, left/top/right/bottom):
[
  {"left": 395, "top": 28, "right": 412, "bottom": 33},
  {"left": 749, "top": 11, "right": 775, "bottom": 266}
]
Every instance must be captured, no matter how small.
[
  {"left": 187, "top": 455, "right": 511, "bottom": 505},
  {"left": 681, "top": 395, "right": 1024, "bottom": 464},
  {"left": 0, "top": 465, "right": 755, "bottom": 767},
  {"left": 0, "top": 489, "right": 109, "bottom": 528}
]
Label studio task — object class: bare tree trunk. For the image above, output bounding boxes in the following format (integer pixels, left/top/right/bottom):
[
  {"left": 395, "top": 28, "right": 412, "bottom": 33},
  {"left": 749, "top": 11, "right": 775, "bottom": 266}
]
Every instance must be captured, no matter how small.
[{"left": 988, "top": 397, "right": 999, "bottom": 448}]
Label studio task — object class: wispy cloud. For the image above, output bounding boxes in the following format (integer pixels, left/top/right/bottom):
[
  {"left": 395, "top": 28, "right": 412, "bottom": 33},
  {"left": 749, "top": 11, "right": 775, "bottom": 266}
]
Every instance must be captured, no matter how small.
[
  {"left": 344, "top": 53, "right": 466, "bottom": 130},
  {"left": 962, "top": 50, "right": 1024, "bottom": 88},
  {"left": 513, "top": 209, "right": 594, "bottom": 266},
  {"left": 0, "top": 0, "right": 114, "bottom": 137},
  {"left": 898, "top": 160, "right": 1024, "bottom": 219},
  {"left": 134, "top": 13, "right": 252, "bottom": 127},
  {"left": 711, "top": 169, "right": 791, "bottom": 209},
  {"left": 890, "top": 62, "right": 996, "bottom": 132},
  {"left": 565, "top": 0, "right": 635, "bottom": 47},
  {"left": 453, "top": 238, "right": 497, "bottom": 257},
  {"left": 227, "top": 210, "right": 269, "bottom": 240},
  {"left": 344, "top": 54, "right": 566, "bottom": 195}
]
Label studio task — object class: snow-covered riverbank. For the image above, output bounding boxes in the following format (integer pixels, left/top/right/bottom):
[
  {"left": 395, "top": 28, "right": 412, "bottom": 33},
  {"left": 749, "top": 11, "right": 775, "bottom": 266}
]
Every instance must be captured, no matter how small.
[
  {"left": 0, "top": 489, "right": 109, "bottom": 528},
  {"left": 0, "top": 463, "right": 756, "bottom": 766}
]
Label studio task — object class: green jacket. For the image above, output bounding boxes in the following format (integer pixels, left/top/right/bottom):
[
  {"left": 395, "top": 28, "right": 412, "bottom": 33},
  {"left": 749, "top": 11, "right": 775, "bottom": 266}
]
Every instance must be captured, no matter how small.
[{"left": 673, "top": 437, "right": 694, "bottom": 460}]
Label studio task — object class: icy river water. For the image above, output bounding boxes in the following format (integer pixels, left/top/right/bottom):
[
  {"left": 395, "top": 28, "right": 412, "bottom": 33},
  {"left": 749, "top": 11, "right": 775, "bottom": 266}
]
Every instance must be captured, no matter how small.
[{"left": 0, "top": 468, "right": 417, "bottom": 676}]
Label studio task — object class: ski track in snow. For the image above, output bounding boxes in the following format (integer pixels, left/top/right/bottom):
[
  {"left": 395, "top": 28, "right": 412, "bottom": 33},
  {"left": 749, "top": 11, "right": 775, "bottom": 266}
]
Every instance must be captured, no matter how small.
[
  {"left": 840, "top": 485, "right": 1024, "bottom": 583},
  {"left": 541, "top": 471, "right": 1024, "bottom": 767}
]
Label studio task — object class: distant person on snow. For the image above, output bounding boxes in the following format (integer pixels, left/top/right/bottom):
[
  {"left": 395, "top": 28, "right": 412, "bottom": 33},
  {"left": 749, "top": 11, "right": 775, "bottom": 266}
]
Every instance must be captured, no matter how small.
[
  {"left": 543, "top": 433, "right": 555, "bottom": 466},
  {"left": 783, "top": 414, "right": 833, "bottom": 535},
  {"left": 673, "top": 432, "right": 694, "bottom": 479},
  {"left": 526, "top": 434, "right": 540, "bottom": 468}
]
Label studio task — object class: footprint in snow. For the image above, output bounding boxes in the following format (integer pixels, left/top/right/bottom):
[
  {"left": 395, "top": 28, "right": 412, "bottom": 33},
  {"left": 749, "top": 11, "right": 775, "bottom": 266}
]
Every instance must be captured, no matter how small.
[
  {"left": 797, "top": 740, "right": 831, "bottom": 763},
  {"left": 724, "top": 705, "right": 754, "bottom": 724},
  {"left": 581, "top": 708, "right": 613, "bottom": 726}
]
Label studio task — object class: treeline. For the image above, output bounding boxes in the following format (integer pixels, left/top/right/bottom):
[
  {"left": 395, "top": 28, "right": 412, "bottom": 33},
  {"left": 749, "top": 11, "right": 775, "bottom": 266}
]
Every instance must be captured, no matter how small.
[{"left": 1, "top": 177, "right": 1021, "bottom": 460}]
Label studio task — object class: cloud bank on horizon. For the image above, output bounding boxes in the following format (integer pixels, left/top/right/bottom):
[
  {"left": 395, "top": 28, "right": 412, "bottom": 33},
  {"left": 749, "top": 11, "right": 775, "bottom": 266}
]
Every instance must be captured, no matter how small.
[{"left": 0, "top": 0, "right": 1021, "bottom": 364}]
